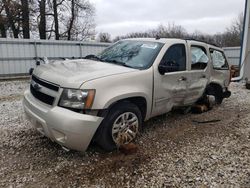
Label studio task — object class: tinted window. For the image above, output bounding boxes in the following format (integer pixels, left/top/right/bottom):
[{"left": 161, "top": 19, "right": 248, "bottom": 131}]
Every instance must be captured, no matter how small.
[
  {"left": 191, "top": 46, "right": 208, "bottom": 70},
  {"left": 98, "top": 40, "right": 164, "bottom": 69},
  {"left": 160, "top": 44, "right": 186, "bottom": 72},
  {"left": 210, "top": 49, "right": 229, "bottom": 69}
]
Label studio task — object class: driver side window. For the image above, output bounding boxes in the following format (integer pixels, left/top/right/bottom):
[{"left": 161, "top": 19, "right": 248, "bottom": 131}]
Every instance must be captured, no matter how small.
[{"left": 160, "top": 44, "right": 186, "bottom": 72}]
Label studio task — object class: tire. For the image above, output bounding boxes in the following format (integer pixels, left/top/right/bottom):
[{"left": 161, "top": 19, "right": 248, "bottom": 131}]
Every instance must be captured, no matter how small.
[
  {"left": 206, "top": 85, "right": 223, "bottom": 104},
  {"left": 95, "top": 101, "right": 142, "bottom": 151},
  {"left": 246, "top": 82, "right": 250, "bottom": 90}
]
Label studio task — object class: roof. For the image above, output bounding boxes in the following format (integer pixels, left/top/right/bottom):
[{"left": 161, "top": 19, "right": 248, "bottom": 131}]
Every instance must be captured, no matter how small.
[{"left": 123, "top": 37, "right": 220, "bottom": 48}]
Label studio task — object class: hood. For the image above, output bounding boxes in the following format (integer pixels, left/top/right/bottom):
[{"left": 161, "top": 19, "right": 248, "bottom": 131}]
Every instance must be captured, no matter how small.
[{"left": 33, "top": 59, "right": 137, "bottom": 88}]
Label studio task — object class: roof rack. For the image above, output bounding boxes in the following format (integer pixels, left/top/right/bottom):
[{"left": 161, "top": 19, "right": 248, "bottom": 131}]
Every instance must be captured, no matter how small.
[{"left": 184, "top": 38, "right": 219, "bottom": 47}]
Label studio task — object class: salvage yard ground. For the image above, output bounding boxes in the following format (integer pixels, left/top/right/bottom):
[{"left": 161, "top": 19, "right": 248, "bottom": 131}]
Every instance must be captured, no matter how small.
[{"left": 0, "top": 80, "right": 250, "bottom": 187}]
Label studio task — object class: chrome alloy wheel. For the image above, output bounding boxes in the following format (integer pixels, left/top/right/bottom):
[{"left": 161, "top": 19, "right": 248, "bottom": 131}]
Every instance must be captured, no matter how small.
[{"left": 111, "top": 112, "right": 139, "bottom": 146}]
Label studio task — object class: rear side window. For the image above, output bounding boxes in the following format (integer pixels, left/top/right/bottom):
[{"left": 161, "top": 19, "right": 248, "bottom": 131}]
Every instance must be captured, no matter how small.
[
  {"left": 191, "top": 46, "right": 209, "bottom": 70},
  {"left": 210, "top": 49, "right": 229, "bottom": 70},
  {"left": 160, "top": 44, "right": 186, "bottom": 72}
]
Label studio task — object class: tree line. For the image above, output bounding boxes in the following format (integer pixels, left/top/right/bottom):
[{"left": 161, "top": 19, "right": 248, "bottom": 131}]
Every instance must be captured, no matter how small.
[
  {"left": 0, "top": 0, "right": 95, "bottom": 40},
  {"left": 99, "top": 14, "right": 243, "bottom": 47}
]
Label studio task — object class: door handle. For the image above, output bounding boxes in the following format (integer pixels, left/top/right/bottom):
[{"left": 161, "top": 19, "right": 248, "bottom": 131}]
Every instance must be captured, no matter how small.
[
  {"left": 178, "top": 76, "right": 187, "bottom": 81},
  {"left": 201, "top": 74, "right": 206, "bottom": 78}
]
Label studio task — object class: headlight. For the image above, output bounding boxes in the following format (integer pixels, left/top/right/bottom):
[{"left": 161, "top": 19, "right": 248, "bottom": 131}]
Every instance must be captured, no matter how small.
[{"left": 59, "top": 89, "right": 95, "bottom": 109}]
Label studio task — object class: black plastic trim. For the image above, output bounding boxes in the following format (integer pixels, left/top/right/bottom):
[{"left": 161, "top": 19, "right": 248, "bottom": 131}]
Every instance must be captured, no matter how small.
[
  {"left": 30, "top": 85, "right": 55, "bottom": 105},
  {"left": 32, "top": 75, "right": 59, "bottom": 92}
]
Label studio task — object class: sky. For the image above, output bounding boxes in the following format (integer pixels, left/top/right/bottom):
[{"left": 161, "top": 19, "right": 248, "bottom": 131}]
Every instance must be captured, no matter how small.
[{"left": 88, "top": 0, "right": 246, "bottom": 38}]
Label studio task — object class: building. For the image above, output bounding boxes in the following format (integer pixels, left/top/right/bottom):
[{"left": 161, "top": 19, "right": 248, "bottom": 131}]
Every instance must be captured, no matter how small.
[{"left": 241, "top": 0, "right": 250, "bottom": 81}]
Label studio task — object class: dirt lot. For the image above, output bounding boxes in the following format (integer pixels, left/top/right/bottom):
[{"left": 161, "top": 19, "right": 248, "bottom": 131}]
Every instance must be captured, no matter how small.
[{"left": 0, "top": 80, "right": 250, "bottom": 187}]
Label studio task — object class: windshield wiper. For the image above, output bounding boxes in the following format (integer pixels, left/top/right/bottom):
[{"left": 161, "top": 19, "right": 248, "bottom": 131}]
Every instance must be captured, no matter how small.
[
  {"left": 104, "top": 59, "right": 134, "bottom": 68},
  {"left": 83, "top": 54, "right": 103, "bottom": 62}
]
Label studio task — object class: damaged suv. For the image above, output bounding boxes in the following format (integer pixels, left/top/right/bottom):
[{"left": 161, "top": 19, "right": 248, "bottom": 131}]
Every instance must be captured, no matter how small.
[{"left": 23, "top": 38, "right": 231, "bottom": 152}]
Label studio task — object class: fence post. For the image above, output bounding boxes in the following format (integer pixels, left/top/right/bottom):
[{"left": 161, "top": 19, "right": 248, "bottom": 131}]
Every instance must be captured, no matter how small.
[
  {"left": 79, "top": 43, "right": 82, "bottom": 58},
  {"left": 34, "top": 41, "right": 38, "bottom": 61}
]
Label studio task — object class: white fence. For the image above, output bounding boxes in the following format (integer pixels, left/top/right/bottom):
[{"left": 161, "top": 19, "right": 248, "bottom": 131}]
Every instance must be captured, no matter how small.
[
  {"left": 0, "top": 38, "right": 110, "bottom": 78},
  {"left": 0, "top": 38, "right": 241, "bottom": 78},
  {"left": 223, "top": 47, "right": 241, "bottom": 67}
]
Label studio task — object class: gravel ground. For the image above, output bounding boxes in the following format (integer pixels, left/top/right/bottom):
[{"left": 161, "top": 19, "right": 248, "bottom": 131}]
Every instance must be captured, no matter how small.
[{"left": 0, "top": 80, "right": 250, "bottom": 187}]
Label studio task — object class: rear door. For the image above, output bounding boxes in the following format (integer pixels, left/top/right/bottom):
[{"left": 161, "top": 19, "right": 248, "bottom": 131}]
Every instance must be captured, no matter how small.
[
  {"left": 185, "top": 41, "right": 210, "bottom": 104},
  {"left": 209, "top": 48, "right": 230, "bottom": 88}
]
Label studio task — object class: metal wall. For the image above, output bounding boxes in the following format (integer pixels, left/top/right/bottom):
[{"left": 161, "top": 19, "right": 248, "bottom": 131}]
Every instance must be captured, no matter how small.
[
  {"left": 223, "top": 47, "right": 241, "bottom": 66},
  {"left": 242, "top": 0, "right": 250, "bottom": 80},
  {"left": 0, "top": 38, "right": 110, "bottom": 78}
]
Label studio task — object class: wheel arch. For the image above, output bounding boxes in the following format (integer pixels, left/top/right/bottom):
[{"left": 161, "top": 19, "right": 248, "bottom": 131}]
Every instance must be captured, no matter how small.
[
  {"left": 103, "top": 96, "right": 148, "bottom": 121},
  {"left": 205, "top": 82, "right": 224, "bottom": 104},
  {"left": 206, "top": 82, "right": 223, "bottom": 94}
]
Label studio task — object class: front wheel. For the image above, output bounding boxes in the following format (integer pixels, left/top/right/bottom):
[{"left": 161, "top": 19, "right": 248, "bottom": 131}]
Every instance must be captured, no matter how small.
[{"left": 95, "top": 102, "right": 142, "bottom": 151}]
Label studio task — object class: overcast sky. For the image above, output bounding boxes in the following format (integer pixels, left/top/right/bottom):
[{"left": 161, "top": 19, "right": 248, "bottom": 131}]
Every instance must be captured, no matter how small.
[{"left": 88, "top": 0, "right": 245, "bottom": 38}]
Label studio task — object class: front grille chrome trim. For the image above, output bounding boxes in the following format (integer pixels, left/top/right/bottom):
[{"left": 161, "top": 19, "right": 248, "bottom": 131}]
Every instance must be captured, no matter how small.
[{"left": 32, "top": 75, "right": 59, "bottom": 92}]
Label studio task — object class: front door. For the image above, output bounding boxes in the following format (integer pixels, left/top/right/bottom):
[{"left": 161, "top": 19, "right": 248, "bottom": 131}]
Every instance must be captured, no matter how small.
[{"left": 152, "top": 42, "right": 189, "bottom": 117}]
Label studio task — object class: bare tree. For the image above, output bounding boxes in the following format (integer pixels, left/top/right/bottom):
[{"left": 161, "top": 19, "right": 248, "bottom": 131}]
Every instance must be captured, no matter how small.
[
  {"left": 114, "top": 23, "right": 187, "bottom": 42},
  {"left": 31, "top": 0, "right": 54, "bottom": 39},
  {"left": 62, "top": 0, "right": 95, "bottom": 40},
  {"left": 3, "top": 0, "right": 22, "bottom": 38},
  {"left": 21, "top": 0, "right": 30, "bottom": 38},
  {"left": 152, "top": 24, "right": 187, "bottom": 38},
  {"left": 52, "top": 0, "right": 60, "bottom": 40},
  {"left": 223, "top": 13, "right": 244, "bottom": 47},
  {"left": 0, "top": 1, "right": 7, "bottom": 37},
  {"left": 38, "top": 0, "right": 46, "bottom": 39},
  {"left": 45, "top": 0, "right": 95, "bottom": 40},
  {"left": 67, "top": 0, "right": 75, "bottom": 40},
  {"left": 190, "top": 13, "right": 244, "bottom": 47},
  {"left": 114, "top": 13, "right": 243, "bottom": 48},
  {"left": 98, "top": 32, "right": 111, "bottom": 42},
  {"left": 0, "top": 0, "right": 96, "bottom": 40},
  {"left": 0, "top": 15, "right": 7, "bottom": 38}
]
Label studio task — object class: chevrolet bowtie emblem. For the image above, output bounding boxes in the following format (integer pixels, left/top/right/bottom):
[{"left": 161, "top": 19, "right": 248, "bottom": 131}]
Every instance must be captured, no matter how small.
[
  {"left": 31, "top": 80, "right": 42, "bottom": 91},
  {"left": 33, "top": 83, "right": 42, "bottom": 91}
]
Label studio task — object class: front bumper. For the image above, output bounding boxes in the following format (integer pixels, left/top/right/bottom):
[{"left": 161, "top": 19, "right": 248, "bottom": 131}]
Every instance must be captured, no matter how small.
[{"left": 23, "top": 90, "right": 103, "bottom": 152}]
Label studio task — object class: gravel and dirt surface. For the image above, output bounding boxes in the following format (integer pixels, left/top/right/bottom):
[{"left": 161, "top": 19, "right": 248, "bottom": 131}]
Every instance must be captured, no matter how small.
[{"left": 0, "top": 80, "right": 250, "bottom": 187}]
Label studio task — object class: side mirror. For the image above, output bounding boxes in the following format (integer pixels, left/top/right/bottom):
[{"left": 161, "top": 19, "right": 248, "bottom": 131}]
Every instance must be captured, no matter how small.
[
  {"left": 158, "top": 61, "right": 179, "bottom": 75},
  {"left": 158, "top": 64, "right": 168, "bottom": 75},
  {"left": 29, "top": 68, "right": 34, "bottom": 75}
]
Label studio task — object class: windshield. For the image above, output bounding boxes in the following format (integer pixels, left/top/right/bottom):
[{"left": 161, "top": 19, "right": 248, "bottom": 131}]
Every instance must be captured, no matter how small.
[{"left": 98, "top": 40, "right": 164, "bottom": 69}]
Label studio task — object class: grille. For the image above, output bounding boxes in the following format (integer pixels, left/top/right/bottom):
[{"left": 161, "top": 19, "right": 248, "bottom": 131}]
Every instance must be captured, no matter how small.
[
  {"left": 32, "top": 75, "right": 59, "bottom": 91},
  {"left": 30, "top": 85, "right": 55, "bottom": 105},
  {"left": 30, "top": 75, "right": 59, "bottom": 105}
]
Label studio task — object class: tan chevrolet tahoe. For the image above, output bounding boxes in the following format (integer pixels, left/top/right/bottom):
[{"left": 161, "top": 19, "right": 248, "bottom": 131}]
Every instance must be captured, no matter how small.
[{"left": 23, "top": 38, "right": 231, "bottom": 152}]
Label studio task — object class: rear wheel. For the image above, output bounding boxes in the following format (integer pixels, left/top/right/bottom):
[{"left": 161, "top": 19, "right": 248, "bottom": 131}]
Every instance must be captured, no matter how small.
[
  {"left": 246, "top": 81, "right": 250, "bottom": 90},
  {"left": 206, "top": 85, "right": 223, "bottom": 104},
  {"left": 95, "top": 101, "right": 142, "bottom": 151}
]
